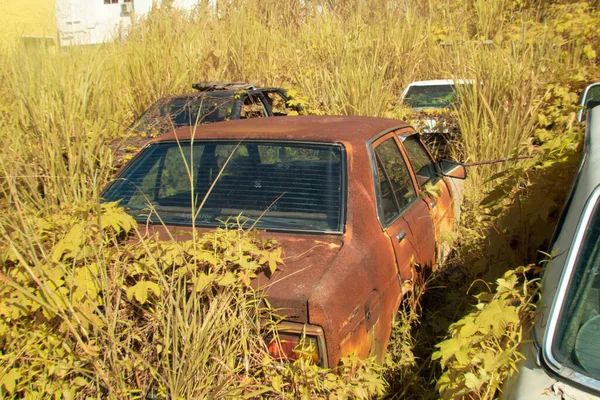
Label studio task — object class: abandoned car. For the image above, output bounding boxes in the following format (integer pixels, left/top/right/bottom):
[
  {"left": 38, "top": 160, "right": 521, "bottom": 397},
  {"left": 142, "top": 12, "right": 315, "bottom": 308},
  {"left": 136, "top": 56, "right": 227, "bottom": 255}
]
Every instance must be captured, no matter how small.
[
  {"left": 101, "top": 115, "right": 466, "bottom": 367},
  {"left": 130, "top": 82, "right": 299, "bottom": 134},
  {"left": 399, "top": 79, "right": 472, "bottom": 158},
  {"left": 111, "top": 82, "right": 301, "bottom": 166},
  {"left": 399, "top": 79, "right": 473, "bottom": 112},
  {"left": 502, "top": 107, "right": 600, "bottom": 399}
]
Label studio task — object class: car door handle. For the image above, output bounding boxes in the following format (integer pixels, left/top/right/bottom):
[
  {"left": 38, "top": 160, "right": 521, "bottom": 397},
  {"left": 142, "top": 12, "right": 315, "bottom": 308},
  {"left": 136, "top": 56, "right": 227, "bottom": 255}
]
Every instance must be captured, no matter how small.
[{"left": 397, "top": 230, "right": 407, "bottom": 243}]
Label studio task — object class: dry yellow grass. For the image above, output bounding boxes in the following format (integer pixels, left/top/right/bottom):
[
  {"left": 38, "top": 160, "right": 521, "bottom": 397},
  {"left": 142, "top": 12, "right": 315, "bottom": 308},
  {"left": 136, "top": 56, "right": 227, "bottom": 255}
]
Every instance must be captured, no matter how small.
[
  {"left": 0, "top": 0, "right": 56, "bottom": 51},
  {"left": 0, "top": 1, "right": 598, "bottom": 397}
]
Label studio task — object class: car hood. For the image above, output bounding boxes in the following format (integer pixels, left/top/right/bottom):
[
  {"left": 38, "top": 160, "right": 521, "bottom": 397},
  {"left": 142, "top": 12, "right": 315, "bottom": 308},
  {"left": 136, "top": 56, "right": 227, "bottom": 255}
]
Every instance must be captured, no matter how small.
[
  {"left": 408, "top": 109, "right": 456, "bottom": 134},
  {"left": 255, "top": 232, "right": 345, "bottom": 323},
  {"left": 419, "top": 118, "right": 443, "bottom": 134}
]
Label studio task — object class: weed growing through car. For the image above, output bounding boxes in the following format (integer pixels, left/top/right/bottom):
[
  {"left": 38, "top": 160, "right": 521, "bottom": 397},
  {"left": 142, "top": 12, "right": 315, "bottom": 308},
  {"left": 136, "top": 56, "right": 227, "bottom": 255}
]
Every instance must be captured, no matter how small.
[{"left": 0, "top": 194, "right": 386, "bottom": 398}]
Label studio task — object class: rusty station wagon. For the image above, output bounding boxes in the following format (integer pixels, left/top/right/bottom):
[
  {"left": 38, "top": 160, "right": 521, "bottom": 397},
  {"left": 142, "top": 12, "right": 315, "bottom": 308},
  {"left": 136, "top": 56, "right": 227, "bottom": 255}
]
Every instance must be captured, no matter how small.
[{"left": 101, "top": 115, "right": 466, "bottom": 367}]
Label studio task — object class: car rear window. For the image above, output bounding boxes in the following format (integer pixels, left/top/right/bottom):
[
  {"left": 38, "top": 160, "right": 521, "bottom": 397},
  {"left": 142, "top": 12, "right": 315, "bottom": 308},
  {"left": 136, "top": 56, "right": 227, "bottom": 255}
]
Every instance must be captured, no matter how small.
[
  {"left": 132, "top": 95, "right": 235, "bottom": 132},
  {"left": 403, "top": 84, "right": 456, "bottom": 109},
  {"left": 552, "top": 195, "right": 600, "bottom": 382},
  {"left": 102, "top": 141, "right": 344, "bottom": 233}
]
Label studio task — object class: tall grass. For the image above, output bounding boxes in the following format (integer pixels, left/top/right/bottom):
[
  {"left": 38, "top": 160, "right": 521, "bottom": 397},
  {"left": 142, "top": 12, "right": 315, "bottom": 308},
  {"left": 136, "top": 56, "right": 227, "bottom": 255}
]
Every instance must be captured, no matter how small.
[
  {"left": 0, "top": 49, "right": 118, "bottom": 209},
  {"left": 0, "top": 0, "right": 598, "bottom": 396},
  {"left": 449, "top": 43, "right": 546, "bottom": 187},
  {"left": 0, "top": 5, "right": 537, "bottom": 207},
  {"left": 1, "top": 0, "right": 591, "bottom": 213}
]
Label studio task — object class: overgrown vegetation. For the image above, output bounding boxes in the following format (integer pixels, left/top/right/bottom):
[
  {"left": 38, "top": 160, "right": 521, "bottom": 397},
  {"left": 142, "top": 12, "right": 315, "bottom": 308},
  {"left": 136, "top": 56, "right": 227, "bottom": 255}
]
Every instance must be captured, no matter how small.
[
  {"left": 1, "top": 0, "right": 599, "bottom": 398},
  {"left": 433, "top": 265, "right": 541, "bottom": 399},
  {"left": 0, "top": 200, "right": 386, "bottom": 398}
]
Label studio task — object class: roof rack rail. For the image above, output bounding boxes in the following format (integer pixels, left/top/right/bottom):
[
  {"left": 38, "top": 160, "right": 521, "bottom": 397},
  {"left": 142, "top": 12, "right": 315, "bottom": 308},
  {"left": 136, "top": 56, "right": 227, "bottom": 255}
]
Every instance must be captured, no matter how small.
[{"left": 192, "top": 82, "right": 256, "bottom": 91}]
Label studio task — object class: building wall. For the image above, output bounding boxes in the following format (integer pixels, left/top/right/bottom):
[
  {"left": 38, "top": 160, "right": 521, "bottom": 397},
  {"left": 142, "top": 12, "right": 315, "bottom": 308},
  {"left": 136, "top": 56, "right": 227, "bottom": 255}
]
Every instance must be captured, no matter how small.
[
  {"left": 0, "top": 0, "right": 208, "bottom": 49},
  {"left": 55, "top": 0, "right": 134, "bottom": 46},
  {"left": 0, "top": 0, "right": 57, "bottom": 49},
  {"left": 55, "top": 0, "right": 202, "bottom": 46}
]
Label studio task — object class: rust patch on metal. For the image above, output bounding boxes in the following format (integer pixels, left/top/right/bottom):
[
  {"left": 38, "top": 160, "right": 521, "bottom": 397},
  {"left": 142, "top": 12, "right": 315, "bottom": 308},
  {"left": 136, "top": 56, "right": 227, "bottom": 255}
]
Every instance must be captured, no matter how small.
[{"left": 340, "top": 306, "right": 361, "bottom": 330}]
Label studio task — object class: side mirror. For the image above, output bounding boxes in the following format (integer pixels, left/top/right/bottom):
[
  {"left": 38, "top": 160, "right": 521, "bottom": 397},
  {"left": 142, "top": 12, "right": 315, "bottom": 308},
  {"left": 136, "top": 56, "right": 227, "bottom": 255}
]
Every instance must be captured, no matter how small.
[{"left": 439, "top": 159, "right": 467, "bottom": 180}]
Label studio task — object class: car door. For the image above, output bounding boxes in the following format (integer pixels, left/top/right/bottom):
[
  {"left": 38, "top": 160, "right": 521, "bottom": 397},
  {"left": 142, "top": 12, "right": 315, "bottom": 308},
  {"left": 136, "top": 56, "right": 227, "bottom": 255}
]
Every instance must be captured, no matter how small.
[
  {"left": 371, "top": 135, "right": 435, "bottom": 282},
  {"left": 399, "top": 132, "right": 455, "bottom": 268}
]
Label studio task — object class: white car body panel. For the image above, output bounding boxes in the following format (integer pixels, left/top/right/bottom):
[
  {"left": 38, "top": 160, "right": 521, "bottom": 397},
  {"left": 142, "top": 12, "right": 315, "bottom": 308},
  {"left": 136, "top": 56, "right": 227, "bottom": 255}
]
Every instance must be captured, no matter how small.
[{"left": 502, "top": 105, "right": 600, "bottom": 399}]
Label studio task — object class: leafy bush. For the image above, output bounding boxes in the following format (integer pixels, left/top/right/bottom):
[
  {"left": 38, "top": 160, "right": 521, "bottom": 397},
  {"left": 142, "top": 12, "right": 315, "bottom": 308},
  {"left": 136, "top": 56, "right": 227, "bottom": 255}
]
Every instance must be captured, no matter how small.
[
  {"left": 0, "top": 202, "right": 277, "bottom": 397},
  {"left": 0, "top": 202, "right": 389, "bottom": 398},
  {"left": 433, "top": 265, "right": 541, "bottom": 399},
  {"left": 260, "top": 354, "right": 386, "bottom": 399}
]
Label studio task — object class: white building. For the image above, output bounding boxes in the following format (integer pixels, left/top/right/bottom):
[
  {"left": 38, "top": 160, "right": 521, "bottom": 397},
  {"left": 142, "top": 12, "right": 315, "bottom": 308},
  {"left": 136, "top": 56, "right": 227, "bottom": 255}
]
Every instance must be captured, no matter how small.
[{"left": 55, "top": 0, "right": 204, "bottom": 46}]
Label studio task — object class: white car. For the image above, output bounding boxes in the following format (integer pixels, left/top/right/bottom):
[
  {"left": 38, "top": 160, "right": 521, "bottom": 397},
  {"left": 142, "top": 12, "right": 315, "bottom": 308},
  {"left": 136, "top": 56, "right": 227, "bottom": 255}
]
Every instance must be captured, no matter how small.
[
  {"left": 502, "top": 106, "right": 600, "bottom": 399},
  {"left": 399, "top": 79, "right": 472, "bottom": 112},
  {"left": 399, "top": 79, "right": 472, "bottom": 156}
]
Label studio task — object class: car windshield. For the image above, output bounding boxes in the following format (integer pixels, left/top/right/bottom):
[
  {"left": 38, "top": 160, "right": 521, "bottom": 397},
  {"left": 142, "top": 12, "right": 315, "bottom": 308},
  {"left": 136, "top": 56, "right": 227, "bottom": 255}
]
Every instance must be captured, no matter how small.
[
  {"left": 131, "top": 94, "right": 234, "bottom": 133},
  {"left": 551, "top": 194, "right": 600, "bottom": 382},
  {"left": 102, "top": 141, "right": 344, "bottom": 233},
  {"left": 584, "top": 84, "right": 600, "bottom": 111},
  {"left": 403, "top": 84, "right": 456, "bottom": 109}
]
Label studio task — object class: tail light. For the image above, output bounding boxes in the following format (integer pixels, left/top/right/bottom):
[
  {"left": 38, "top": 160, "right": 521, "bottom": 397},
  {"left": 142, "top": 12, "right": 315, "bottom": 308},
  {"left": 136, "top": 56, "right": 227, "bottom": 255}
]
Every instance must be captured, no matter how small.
[{"left": 266, "top": 322, "right": 328, "bottom": 367}]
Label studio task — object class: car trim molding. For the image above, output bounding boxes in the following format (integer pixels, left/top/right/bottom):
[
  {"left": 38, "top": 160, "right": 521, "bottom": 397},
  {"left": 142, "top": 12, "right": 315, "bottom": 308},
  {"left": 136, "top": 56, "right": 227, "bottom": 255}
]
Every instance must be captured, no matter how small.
[{"left": 543, "top": 183, "right": 600, "bottom": 393}]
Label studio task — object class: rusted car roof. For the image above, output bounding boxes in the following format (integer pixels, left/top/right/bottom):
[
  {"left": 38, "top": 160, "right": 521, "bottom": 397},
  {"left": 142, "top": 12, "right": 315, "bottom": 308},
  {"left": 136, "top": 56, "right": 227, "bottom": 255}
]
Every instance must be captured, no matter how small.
[{"left": 153, "top": 115, "right": 411, "bottom": 144}]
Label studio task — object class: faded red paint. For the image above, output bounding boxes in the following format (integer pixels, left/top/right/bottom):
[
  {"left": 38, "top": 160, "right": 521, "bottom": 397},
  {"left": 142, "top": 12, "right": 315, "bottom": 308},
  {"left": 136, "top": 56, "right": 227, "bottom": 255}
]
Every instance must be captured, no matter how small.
[{"left": 120, "top": 115, "right": 463, "bottom": 368}]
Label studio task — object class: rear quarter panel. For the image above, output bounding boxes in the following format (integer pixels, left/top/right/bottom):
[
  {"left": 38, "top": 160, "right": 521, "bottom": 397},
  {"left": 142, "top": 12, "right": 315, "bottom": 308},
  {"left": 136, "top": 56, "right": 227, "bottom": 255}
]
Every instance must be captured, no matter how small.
[{"left": 307, "top": 138, "right": 403, "bottom": 366}]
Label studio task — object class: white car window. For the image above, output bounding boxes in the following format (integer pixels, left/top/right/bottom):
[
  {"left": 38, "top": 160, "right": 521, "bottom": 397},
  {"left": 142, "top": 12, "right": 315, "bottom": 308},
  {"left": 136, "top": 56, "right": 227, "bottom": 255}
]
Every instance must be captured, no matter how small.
[{"left": 552, "top": 195, "right": 600, "bottom": 381}]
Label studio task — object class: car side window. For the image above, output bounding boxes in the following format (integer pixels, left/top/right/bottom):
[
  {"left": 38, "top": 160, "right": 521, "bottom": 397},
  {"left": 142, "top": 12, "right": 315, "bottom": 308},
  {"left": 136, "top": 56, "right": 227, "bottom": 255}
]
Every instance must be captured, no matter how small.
[
  {"left": 241, "top": 95, "right": 267, "bottom": 119},
  {"left": 585, "top": 84, "right": 600, "bottom": 107},
  {"left": 583, "top": 85, "right": 600, "bottom": 121},
  {"left": 374, "top": 138, "right": 417, "bottom": 225},
  {"left": 402, "top": 135, "right": 440, "bottom": 186},
  {"left": 264, "top": 91, "right": 290, "bottom": 116},
  {"left": 376, "top": 160, "right": 400, "bottom": 224}
]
